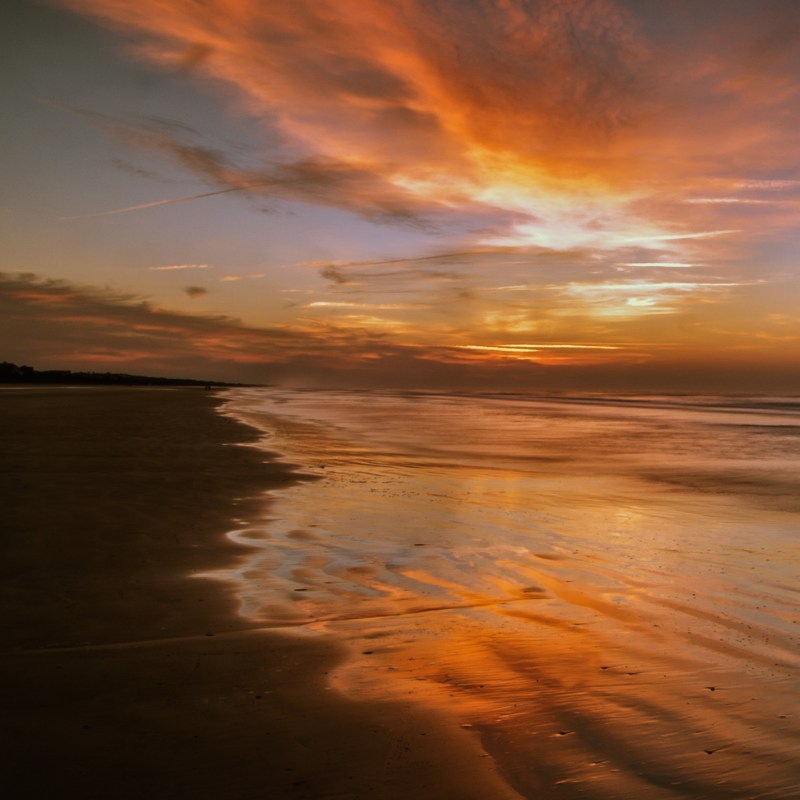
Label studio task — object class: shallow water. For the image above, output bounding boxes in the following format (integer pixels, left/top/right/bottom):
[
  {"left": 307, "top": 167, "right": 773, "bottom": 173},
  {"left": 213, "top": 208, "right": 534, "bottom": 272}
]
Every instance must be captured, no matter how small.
[{"left": 213, "top": 388, "right": 800, "bottom": 799}]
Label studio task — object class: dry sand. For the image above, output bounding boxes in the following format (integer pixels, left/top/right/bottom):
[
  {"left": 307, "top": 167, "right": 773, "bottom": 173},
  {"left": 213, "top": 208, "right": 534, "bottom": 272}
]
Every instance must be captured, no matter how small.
[{"left": 0, "top": 387, "right": 518, "bottom": 800}]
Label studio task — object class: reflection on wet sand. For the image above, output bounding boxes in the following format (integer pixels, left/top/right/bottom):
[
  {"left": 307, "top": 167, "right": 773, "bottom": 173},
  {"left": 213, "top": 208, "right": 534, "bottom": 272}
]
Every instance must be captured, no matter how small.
[{"left": 210, "top": 389, "right": 800, "bottom": 799}]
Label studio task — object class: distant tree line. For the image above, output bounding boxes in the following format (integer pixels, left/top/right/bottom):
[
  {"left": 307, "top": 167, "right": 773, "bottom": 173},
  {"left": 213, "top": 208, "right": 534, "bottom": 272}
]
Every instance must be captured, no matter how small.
[{"left": 0, "top": 362, "right": 246, "bottom": 387}]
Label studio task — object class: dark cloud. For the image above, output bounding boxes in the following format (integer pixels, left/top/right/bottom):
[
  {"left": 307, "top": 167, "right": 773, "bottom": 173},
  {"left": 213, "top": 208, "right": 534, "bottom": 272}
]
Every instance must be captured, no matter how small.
[
  {"left": 174, "top": 42, "right": 214, "bottom": 72},
  {"left": 0, "top": 271, "right": 468, "bottom": 380},
  {"left": 3, "top": 272, "right": 798, "bottom": 391},
  {"left": 316, "top": 246, "right": 604, "bottom": 292},
  {"left": 0, "top": 272, "right": 336, "bottom": 380},
  {"left": 321, "top": 264, "right": 464, "bottom": 289},
  {"left": 184, "top": 285, "right": 208, "bottom": 299},
  {"left": 320, "top": 266, "right": 350, "bottom": 286}
]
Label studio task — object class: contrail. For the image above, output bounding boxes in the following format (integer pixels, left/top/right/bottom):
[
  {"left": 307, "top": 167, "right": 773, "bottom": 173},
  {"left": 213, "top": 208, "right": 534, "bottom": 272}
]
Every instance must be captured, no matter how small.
[{"left": 58, "top": 184, "right": 266, "bottom": 220}]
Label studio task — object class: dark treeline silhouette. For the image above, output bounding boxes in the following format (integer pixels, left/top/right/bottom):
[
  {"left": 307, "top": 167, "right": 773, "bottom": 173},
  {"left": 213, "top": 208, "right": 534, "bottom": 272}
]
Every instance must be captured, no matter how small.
[{"left": 0, "top": 362, "right": 248, "bottom": 387}]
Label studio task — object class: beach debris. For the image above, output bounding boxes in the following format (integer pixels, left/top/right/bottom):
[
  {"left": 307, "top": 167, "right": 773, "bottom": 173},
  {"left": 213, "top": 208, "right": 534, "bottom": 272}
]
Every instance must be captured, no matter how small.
[
  {"left": 362, "top": 650, "right": 374, "bottom": 655},
  {"left": 705, "top": 686, "right": 717, "bottom": 691},
  {"left": 704, "top": 749, "right": 716, "bottom": 755}
]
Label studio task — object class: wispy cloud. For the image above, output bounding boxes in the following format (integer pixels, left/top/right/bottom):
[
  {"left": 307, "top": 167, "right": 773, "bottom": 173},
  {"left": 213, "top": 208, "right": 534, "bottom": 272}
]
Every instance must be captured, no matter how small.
[
  {"left": 685, "top": 198, "right": 781, "bottom": 206},
  {"left": 306, "top": 301, "right": 417, "bottom": 310},
  {"left": 734, "top": 180, "right": 800, "bottom": 190},
  {"left": 219, "top": 273, "right": 266, "bottom": 282},
  {"left": 150, "top": 264, "right": 210, "bottom": 271},
  {"left": 620, "top": 268, "right": 703, "bottom": 269},
  {"left": 460, "top": 344, "right": 622, "bottom": 352}
]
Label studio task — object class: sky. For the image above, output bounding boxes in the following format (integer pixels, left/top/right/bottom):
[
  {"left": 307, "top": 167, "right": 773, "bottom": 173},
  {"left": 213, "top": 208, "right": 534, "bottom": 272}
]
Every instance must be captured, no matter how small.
[{"left": 2, "top": 0, "right": 800, "bottom": 391}]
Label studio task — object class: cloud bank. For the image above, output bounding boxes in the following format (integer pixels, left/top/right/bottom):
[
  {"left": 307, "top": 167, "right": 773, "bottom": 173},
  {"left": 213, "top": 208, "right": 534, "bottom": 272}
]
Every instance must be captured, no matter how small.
[{"left": 3, "top": 271, "right": 798, "bottom": 392}]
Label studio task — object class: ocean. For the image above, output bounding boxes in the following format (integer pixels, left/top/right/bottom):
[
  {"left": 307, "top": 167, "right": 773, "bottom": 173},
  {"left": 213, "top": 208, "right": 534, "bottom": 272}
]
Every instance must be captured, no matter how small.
[{"left": 213, "top": 388, "right": 800, "bottom": 799}]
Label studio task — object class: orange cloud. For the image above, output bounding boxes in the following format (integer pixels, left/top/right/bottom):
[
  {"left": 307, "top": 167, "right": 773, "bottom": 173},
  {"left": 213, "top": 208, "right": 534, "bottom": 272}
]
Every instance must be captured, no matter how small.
[
  {"left": 54, "top": 1, "right": 800, "bottom": 256},
  {"left": 56, "top": 0, "right": 800, "bottom": 264}
]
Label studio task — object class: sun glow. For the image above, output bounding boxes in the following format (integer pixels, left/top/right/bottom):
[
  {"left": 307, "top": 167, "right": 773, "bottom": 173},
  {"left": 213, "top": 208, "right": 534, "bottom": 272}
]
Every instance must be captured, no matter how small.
[{"left": 460, "top": 344, "right": 620, "bottom": 351}]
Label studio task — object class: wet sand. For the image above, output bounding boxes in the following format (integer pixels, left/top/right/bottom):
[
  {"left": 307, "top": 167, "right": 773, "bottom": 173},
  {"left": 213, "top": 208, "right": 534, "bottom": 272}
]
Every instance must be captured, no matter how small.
[
  {"left": 0, "top": 388, "right": 518, "bottom": 800},
  {"left": 211, "top": 388, "right": 800, "bottom": 799}
]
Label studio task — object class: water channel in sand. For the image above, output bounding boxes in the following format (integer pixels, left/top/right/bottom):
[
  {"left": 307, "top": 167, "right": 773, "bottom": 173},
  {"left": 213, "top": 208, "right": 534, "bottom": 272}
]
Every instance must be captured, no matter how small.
[{"left": 210, "top": 388, "right": 800, "bottom": 799}]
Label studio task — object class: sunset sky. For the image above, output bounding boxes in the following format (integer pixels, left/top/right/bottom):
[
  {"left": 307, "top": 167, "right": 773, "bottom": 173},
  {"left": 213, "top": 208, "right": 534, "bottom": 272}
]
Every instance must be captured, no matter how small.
[{"left": 2, "top": 0, "right": 800, "bottom": 390}]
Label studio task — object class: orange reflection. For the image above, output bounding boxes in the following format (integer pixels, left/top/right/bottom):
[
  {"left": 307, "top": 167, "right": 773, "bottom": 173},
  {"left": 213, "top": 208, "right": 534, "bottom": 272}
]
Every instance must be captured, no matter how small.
[{"left": 201, "top": 387, "right": 800, "bottom": 797}]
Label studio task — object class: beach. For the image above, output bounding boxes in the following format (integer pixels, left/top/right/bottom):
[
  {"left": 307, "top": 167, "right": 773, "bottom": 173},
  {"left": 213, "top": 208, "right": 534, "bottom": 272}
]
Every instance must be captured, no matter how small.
[
  {"left": 3, "top": 386, "right": 799, "bottom": 799},
  {"left": 0, "top": 388, "right": 516, "bottom": 800}
]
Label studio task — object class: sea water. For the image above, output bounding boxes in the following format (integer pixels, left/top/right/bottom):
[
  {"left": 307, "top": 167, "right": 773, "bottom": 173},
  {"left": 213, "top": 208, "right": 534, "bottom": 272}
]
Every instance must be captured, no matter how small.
[{"left": 214, "top": 388, "right": 800, "bottom": 799}]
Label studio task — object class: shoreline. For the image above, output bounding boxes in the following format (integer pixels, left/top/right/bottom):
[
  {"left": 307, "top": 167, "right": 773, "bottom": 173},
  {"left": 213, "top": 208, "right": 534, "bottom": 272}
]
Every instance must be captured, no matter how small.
[{"left": 0, "top": 386, "right": 518, "bottom": 799}]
